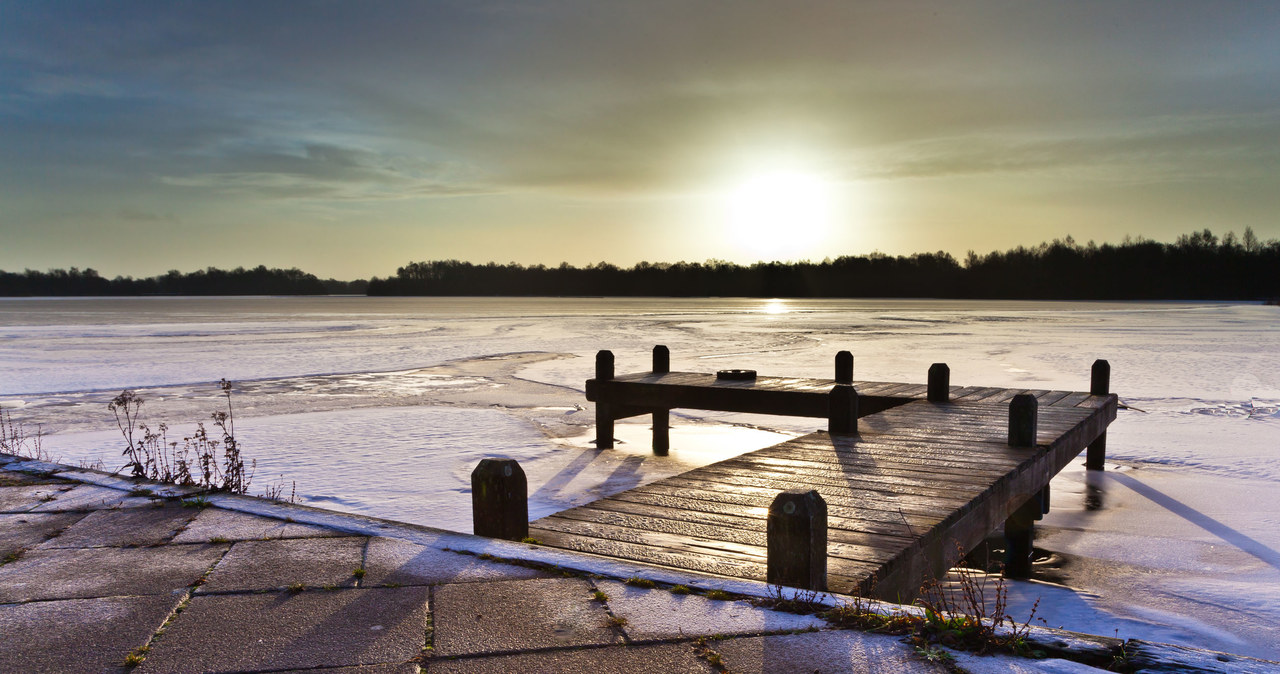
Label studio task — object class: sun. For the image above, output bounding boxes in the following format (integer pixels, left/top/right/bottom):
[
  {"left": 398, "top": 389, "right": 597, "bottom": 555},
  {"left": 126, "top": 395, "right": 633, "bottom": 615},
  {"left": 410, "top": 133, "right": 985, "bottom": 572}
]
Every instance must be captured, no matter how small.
[{"left": 720, "top": 169, "right": 837, "bottom": 259}]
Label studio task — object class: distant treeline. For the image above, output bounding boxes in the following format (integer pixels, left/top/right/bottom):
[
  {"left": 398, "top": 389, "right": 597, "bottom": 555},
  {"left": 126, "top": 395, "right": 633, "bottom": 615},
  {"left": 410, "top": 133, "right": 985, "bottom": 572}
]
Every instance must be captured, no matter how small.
[
  {"left": 368, "top": 228, "right": 1280, "bottom": 300},
  {"left": 5, "top": 228, "right": 1278, "bottom": 299},
  {"left": 0, "top": 266, "right": 368, "bottom": 296}
]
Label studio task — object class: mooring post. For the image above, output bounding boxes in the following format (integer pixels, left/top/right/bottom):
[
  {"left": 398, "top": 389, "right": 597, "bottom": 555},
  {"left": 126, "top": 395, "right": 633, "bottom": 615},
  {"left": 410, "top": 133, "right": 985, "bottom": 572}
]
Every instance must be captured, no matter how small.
[
  {"left": 835, "top": 351, "right": 853, "bottom": 385},
  {"left": 1004, "top": 394, "right": 1040, "bottom": 577},
  {"left": 927, "top": 363, "right": 950, "bottom": 402},
  {"left": 1086, "top": 359, "right": 1110, "bottom": 470},
  {"left": 1008, "top": 393, "right": 1038, "bottom": 447},
  {"left": 1037, "top": 484, "right": 1050, "bottom": 520},
  {"left": 767, "top": 489, "right": 828, "bottom": 591},
  {"left": 828, "top": 385, "right": 858, "bottom": 434},
  {"left": 1003, "top": 496, "right": 1039, "bottom": 578},
  {"left": 595, "top": 350, "right": 615, "bottom": 449},
  {"left": 651, "top": 345, "right": 671, "bottom": 455},
  {"left": 471, "top": 458, "right": 528, "bottom": 541},
  {"left": 652, "top": 345, "right": 670, "bottom": 374}
]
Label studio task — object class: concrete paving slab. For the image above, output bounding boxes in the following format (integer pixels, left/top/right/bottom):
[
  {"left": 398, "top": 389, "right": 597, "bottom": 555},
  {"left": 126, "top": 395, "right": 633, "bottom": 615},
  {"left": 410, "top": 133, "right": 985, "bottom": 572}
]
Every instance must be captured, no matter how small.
[
  {"left": 28, "top": 483, "right": 156, "bottom": 511},
  {"left": 0, "top": 543, "right": 228, "bottom": 602},
  {"left": 712, "top": 630, "right": 948, "bottom": 674},
  {"left": 362, "top": 537, "right": 552, "bottom": 587},
  {"left": 35, "top": 502, "right": 197, "bottom": 549},
  {"left": 432, "top": 577, "right": 621, "bottom": 656},
  {"left": 949, "top": 652, "right": 1109, "bottom": 673},
  {"left": 199, "top": 536, "right": 367, "bottom": 592},
  {"left": 0, "top": 483, "right": 72, "bottom": 512},
  {"left": 0, "top": 469, "right": 69, "bottom": 486},
  {"left": 595, "top": 579, "right": 828, "bottom": 641},
  {"left": 427, "top": 643, "right": 714, "bottom": 673},
  {"left": 0, "top": 512, "right": 85, "bottom": 559},
  {"left": 0, "top": 594, "right": 184, "bottom": 673},
  {"left": 172, "top": 506, "right": 342, "bottom": 543},
  {"left": 276, "top": 665, "right": 420, "bottom": 673},
  {"left": 135, "top": 587, "right": 430, "bottom": 673}
]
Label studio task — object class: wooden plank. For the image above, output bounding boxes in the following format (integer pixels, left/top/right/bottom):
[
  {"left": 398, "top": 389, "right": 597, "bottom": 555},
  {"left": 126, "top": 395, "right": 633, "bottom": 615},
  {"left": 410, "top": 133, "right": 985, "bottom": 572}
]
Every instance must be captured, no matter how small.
[
  {"left": 539, "top": 369, "right": 1118, "bottom": 601},
  {"left": 1033, "top": 390, "right": 1073, "bottom": 407}
]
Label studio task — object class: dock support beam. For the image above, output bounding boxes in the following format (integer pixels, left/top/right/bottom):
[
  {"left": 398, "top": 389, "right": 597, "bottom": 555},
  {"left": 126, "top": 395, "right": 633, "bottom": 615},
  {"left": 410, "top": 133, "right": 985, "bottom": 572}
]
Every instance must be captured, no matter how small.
[
  {"left": 927, "top": 363, "right": 950, "bottom": 402},
  {"left": 652, "top": 345, "right": 669, "bottom": 374},
  {"left": 1008, "top": 394, "right": 1038, "bottom": 448},
  {"left": 767, "top": 489, "right": 828, "bottom": 591},
  {"left": 652, "top": 346, "right": 670, "bottom": 455},
  {"left": 828, "top": 385, "right": 858, "bottom": 435},
  {"left": 1086, "top": 359, "right": 1110, "bottom": 470},
  {"left": 471, "top": 458, "right": 528, "bottom": 541},
  {"left": 1003, "top": 497, "right": 1039, "bottom": 578},
  {"left": 1004, "top": 393, "right": 1040, "bottom": 578},
  {"left": 835, "top": 351, "right": 853, "bottom": 385},
  {"left": 595, "top": 350, "right": 615, "bottom": 449}
]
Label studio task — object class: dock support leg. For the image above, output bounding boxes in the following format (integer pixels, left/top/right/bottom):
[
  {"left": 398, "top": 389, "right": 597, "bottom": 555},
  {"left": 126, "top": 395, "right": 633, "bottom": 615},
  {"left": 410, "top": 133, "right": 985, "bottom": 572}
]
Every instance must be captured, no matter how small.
[
  {"left": 835, "top": 351, "right": 853, "bottom": 384},
  {"left": 767, "top": 489, "right": 828, "bottom": 591},
  {"left": 1087, "top": 359, "right": 1110, "bottom": 470},
  {"left": 595, "top": 350, "right": 615, "bottom": 449},
  {"left": 471, "top": 458, "right": 528, "bottom": 541},
  {"left": 828, "top": 385, "right": 858, "bottom": 435},
  {"left": 653, "top": 409, "right": 669, "bottom": 456},
  {"left": 927, "top": 363, "right": 950, "bottom": 402},
  {"left": 1003, "top": 496, "right": 1040, "bottom": 579},
  {"left": 596, "top": 404, "right": 614, "bottom": 449},
  {"left": 1008, "top": 394, "right": 1038, "bottom": 447}
]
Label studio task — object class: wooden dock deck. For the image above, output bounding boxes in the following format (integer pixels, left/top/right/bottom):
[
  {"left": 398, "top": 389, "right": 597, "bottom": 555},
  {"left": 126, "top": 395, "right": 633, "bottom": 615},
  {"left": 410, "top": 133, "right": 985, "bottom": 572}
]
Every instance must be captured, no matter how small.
[{"left": 525, "top": 352, "right": 1117, "bottom": 601}]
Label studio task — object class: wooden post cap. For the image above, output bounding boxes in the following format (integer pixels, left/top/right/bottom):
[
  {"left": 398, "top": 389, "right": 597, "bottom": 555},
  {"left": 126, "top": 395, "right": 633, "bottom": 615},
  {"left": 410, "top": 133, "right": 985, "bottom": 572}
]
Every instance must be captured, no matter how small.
[
  {"left": 653, "top": 345, "right": 670, "bottom": 374},
  {"left": 471, "top": 458, "right": 528, "bottom": 541},
  {"left": 1008, "top": 394, "right": 1038, "bottom": 447},
  {"left": 927, "top": 363, "right": 950, "bottom": 402},
  {"left": 767, "top": 489, "right": 828, "bottom": 591},
  {"left": 1091, "top": 359, "right": 1110, "bottom": 395},
  {"left": 595, "top": 350, "right": 615, "bottom": 381},
  {"left": 828, "top": 385, "right": 858, "bottom": 435},
  {"left": 835, "top": 351, "right": 853, "bottom": 384}
]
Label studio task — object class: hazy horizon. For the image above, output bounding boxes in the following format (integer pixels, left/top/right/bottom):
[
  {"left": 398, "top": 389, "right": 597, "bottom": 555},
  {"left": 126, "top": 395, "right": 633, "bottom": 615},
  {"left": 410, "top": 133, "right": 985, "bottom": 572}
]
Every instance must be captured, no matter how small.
[{"left": 3, "top": 2, "right": 1278, "bottom": 279}]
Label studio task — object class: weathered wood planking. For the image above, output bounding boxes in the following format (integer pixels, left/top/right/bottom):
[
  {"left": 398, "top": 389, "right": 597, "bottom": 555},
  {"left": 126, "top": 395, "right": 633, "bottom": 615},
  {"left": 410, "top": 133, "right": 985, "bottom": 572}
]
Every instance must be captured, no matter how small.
[
  {"left": 530, "top": 394, "right": 1116, "bottom": 602},
  {"left": 590, "top": 371, "right": 1093, "bottom": 419}
]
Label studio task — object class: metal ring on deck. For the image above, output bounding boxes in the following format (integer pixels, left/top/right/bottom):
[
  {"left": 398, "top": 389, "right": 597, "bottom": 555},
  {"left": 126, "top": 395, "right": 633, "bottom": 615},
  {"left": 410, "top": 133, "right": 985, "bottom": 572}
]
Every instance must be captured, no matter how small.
[{"left": 716, "top": 369, "right": 757, "bottom": 381}]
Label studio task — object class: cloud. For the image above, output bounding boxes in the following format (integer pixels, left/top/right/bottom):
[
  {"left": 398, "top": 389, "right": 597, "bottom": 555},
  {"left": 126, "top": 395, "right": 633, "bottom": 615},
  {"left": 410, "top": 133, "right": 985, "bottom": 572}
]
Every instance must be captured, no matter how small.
[
  {"left": 115, "top": 207, "right": 178, "bottom": 223},
  {"left": 160, "top": 144, "right": 494, "bottom": 200}
]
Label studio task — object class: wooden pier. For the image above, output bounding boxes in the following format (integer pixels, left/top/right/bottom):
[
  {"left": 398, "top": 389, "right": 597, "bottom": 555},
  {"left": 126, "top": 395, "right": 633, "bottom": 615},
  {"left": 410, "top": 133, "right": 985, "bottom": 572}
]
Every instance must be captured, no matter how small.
[{"left": 512, "top": 349, "right": 1115, "bottom": 601}]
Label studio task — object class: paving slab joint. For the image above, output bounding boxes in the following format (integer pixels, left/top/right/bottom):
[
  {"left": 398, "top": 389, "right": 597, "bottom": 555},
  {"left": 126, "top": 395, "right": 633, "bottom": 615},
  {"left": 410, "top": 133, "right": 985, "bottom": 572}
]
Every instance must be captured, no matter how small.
[{"left": 586, "top": 577, "right": 633, "bottom": 644}]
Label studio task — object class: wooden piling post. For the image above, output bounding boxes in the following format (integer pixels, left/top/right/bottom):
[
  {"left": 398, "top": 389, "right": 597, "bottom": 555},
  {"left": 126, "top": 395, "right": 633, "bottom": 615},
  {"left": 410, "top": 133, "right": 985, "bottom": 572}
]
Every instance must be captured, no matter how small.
[
  {"left": 1008, "top": 394, "right": 1038, "bottom": 447},
  {"left": 653, "top": 345, "right": 670, "bottom": 374},
  {"left": 1086, "top": 359, "right": 1110, "bottom": 470},
  {"left": 471, "top": 458, "right": 528, "bottom": 541},
  {"left": 767, "top": 489, "right": 828, "bottom": 591},
  {"left": 652, "top": 410, "right": 669, "bottom": 456},
  {"left": 927, "top": 363, "right": 950, "bottom": 402},
  {"left": 835, "top": 351, "right": 853, "bottom": 385},
  {"left": 828, "top": 385, "right": 858, "bottom": 435},
  {"left": 595, "top": 350, "right": 615, "bottom": 449},
  {"left": 1003, "top": 496, "right": 1039, "bottom": 578}
]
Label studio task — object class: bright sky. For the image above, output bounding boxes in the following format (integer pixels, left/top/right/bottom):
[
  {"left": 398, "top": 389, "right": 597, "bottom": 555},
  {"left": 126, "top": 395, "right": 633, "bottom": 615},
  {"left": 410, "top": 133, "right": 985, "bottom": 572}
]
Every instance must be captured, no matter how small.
[{"left": 2, "top": 1, "right": 1278, "bottom": 280}]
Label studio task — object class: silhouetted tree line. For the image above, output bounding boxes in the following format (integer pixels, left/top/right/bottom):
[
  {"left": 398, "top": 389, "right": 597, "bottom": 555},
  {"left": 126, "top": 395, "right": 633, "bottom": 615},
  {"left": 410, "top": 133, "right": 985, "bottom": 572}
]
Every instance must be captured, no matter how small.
[
  {"left": 5, "top": 229, "right": 1276, "bottom": 299},
  {"left": 0, "top": 265, "right": 368, "bottom": 296},
  {"left": 368, "top": 228, "right": 1280, "bottom": 300}
]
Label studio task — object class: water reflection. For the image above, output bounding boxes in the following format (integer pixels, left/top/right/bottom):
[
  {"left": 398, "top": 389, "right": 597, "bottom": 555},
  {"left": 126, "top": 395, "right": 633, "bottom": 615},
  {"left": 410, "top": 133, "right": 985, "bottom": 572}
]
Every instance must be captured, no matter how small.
[
  {"left": 761, "top": 299, "right": 788, "bottom": 315},
  {"left": 1084, "top": 470, "right": 1106, "bottom": 511}
]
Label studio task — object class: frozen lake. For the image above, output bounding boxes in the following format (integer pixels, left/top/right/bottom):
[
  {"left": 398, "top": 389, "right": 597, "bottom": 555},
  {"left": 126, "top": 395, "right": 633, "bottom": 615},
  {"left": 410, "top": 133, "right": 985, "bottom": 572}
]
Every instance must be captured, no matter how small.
[{"left": 2, "top": 296, "right": 1279, "bottom": 659}]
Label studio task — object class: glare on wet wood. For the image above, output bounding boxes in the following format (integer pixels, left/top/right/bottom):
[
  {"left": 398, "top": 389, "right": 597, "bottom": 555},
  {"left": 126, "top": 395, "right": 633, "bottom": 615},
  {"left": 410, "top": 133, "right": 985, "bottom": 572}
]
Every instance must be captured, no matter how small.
[{"left": 523, "top": 350, "right": 1117, "bottom": 602}]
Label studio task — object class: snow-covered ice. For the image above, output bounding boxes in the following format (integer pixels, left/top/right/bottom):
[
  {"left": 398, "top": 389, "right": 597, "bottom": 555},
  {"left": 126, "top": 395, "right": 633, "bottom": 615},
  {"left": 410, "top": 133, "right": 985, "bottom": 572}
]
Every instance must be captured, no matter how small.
[{"left": 2, "top": 296, "right": 1278, "bottom": 659}]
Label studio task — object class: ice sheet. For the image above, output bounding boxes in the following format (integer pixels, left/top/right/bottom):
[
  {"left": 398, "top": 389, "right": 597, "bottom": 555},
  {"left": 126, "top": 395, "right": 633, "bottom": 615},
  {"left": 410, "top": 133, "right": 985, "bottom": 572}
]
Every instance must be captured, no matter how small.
[{"left": 3, "top": 297, "right": 1279, "bottom": 659}]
